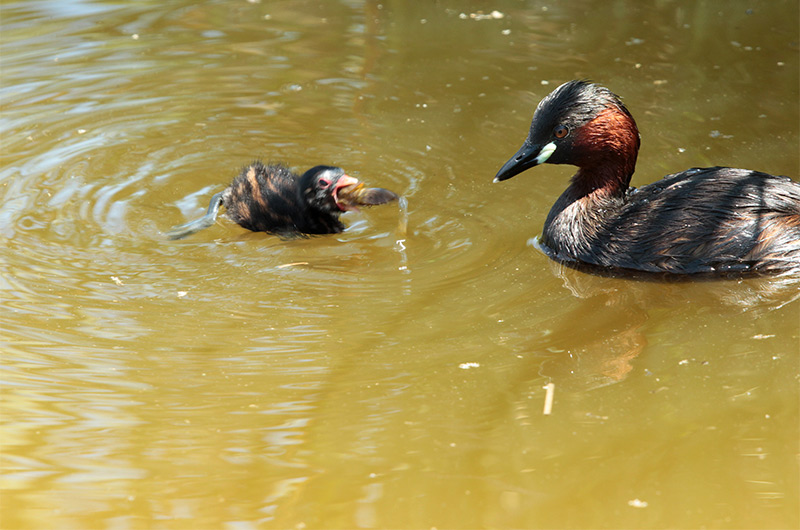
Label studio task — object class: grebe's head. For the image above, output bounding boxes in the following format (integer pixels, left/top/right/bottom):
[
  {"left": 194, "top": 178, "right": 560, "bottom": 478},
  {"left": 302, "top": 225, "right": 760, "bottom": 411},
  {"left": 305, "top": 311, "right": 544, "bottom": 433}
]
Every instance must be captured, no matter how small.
[
  {"left": 300, "top": 165, "right": 360, "bottom": 214},
  {"left": 494, "top": 80, "right": 640, "bottom": 183}
]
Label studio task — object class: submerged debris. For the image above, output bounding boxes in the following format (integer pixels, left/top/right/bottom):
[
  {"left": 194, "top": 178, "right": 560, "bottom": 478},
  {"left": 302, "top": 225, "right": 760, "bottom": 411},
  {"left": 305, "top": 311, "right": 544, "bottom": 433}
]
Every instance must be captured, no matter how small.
[
  {"left": 459, "top": 10, "right": 504, "bottom": 20},
  {"left": 542, "top": 382, "right": 555, "bottom": 415}
]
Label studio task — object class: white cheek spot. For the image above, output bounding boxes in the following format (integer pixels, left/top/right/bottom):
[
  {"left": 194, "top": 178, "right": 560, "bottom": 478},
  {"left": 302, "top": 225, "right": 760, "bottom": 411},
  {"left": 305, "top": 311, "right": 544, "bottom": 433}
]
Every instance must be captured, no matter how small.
[{"left": 535, "top": 142, "right": 557, "bottom": 164}]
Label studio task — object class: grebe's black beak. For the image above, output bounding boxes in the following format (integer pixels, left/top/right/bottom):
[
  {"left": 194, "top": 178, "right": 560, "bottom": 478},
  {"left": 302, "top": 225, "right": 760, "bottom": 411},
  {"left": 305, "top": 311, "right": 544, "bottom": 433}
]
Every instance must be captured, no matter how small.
[{"left": 493, "top": 141, "right": 556, "bottom": 183}]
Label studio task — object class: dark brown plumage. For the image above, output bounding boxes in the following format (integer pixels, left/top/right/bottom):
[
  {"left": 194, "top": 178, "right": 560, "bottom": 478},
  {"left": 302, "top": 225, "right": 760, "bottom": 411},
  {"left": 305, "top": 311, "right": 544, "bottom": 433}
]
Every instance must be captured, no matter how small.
[
  {"left": 494, "top": 80, "right": 800, "bottom": 275},
  {"left": 167, "top": 162, "right": 398, "bottom": 240}
]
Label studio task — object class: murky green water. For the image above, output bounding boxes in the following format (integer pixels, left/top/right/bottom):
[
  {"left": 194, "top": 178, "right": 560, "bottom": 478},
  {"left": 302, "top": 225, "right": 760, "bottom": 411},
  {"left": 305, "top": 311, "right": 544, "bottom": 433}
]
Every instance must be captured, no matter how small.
[{"left": 1, "top": 1, "right": 798, "bottom": 528}]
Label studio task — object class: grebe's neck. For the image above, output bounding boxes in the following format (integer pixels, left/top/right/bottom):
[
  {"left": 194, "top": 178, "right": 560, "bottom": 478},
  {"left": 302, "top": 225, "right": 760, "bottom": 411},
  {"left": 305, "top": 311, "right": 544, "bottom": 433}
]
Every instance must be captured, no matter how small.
[
  {"left": 569, "top": 105, "right": 640, "bottom": 199},
  {"left": 543, "top": 165, "right": 633, "bottom": 262},
  {"left": 569, "top": 166, "right": 631, "bottom": 200},
  {"left": 543, "top": 105, "right": 639, "bottom": 258}
]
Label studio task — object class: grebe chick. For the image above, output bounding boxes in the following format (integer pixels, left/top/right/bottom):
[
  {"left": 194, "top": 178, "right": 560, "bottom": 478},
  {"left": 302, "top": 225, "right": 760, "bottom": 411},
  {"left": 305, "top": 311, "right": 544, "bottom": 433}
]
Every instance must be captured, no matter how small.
[
  {"left": 494, "top": 80, "right": 800, "bottom": 275},
  {"left": 167, "top": 161, "right": 398, "bottom": 240}
]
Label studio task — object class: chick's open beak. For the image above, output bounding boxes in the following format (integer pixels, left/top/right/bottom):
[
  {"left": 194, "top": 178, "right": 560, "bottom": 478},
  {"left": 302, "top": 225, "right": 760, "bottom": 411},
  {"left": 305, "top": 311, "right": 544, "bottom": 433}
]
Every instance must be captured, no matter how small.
[
  {"left": 333, "top": 174, "right": 360, "bottom": 211},
  {"left": 335, "top": 178, "right": 399, "bottom": 211}
]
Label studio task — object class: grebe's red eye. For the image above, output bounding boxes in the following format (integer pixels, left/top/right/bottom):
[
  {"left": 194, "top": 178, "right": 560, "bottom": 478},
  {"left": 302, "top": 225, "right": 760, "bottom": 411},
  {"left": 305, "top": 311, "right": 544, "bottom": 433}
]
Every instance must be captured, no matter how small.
[{"left": 554, "top": 125, "right": 569, "bottom": 139}]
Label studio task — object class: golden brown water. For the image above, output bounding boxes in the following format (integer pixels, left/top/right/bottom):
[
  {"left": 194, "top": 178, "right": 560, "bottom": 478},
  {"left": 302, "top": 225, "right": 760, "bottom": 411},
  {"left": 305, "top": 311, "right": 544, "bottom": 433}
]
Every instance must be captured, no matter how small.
[{"left": 1, "top": 1, "right": 798, "bottom": 529}]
